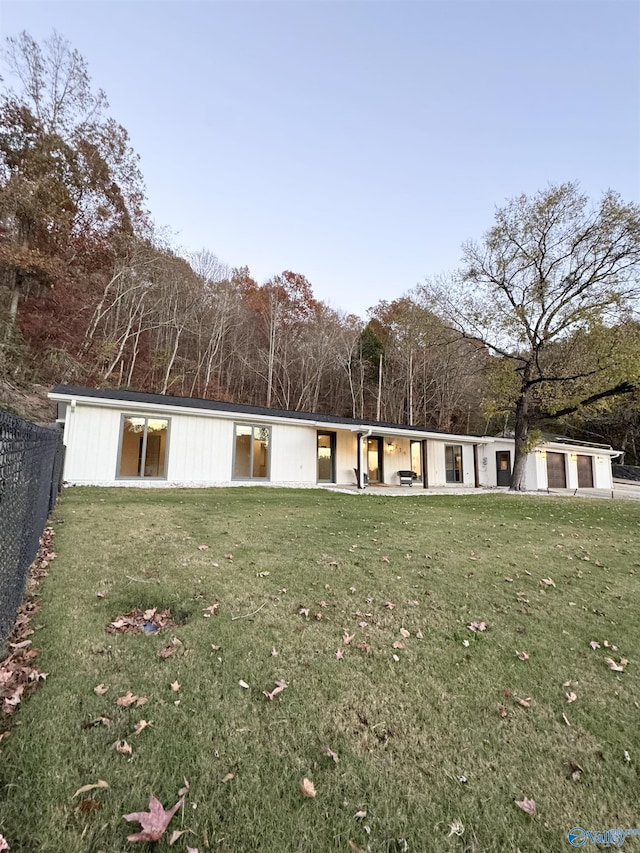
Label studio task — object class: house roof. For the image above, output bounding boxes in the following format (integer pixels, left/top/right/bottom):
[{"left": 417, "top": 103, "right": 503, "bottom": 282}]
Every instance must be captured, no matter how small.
[{"left": 50, "top": 384, "right": 459, "bottom": 436}]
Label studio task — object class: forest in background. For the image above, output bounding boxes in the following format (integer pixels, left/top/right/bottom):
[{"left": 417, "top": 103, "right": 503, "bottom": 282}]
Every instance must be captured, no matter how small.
[{"left": 1, "top": 32, "right": 639, "bottom": 464}]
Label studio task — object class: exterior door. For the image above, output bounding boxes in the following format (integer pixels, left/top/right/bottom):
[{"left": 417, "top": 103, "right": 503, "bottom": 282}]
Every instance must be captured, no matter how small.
[
  {"left": 577, "top": 454, "right": 594, "bottom": 488},
  {"left": 496, "top": 451, "right": 511, "bottom": 486},
  {"left": 367, "top": 437, "right": 383, "bottom": 483},
  {"left": 546, "top": 452, "right": 567, "bottom": 488},
  {"left": 317, "top": 432, "right": 336, "bottom": 482}
]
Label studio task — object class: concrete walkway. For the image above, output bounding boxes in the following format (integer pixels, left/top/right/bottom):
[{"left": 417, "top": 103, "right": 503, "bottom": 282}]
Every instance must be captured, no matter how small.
[{"left": 322, "top": 483, "right": 640, "bottom": 501}]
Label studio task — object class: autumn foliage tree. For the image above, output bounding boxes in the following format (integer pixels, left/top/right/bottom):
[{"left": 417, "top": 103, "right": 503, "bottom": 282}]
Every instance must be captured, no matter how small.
[{"left": 424, "top": 183, "right": 640, "bottom": 489}]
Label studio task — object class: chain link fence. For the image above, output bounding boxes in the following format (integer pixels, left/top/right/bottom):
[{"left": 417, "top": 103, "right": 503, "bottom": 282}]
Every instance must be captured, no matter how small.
[{"left": 0, "top": 410, "right": 64, "bottom": 648}]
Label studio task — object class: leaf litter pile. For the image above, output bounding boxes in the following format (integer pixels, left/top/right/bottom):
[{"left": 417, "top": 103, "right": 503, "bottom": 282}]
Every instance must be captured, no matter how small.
[{"left": 0, "top": 490, "right": 638, "bottom": 853}]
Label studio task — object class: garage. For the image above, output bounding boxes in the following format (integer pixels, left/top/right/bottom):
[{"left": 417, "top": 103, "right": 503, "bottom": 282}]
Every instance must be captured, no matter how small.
[
  {"left": 577, "top": 454, "right": 594, "bottom": 488},
  {"left": 546, "top": 452, "right": 567, "bottom": 488}
]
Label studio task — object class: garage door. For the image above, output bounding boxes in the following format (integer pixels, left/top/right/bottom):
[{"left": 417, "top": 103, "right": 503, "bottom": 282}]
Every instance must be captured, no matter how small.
[
  {"left": 546, "top": 452, "right": 566, "bottom": 488},
  {"left": 577, "top": 455, "right": 594, "bottom": 488}
]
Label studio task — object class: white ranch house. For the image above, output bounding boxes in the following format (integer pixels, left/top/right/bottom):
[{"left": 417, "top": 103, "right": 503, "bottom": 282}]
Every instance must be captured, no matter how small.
[{"left": 49, "top": 385, "right": 619, "bottom": 492}]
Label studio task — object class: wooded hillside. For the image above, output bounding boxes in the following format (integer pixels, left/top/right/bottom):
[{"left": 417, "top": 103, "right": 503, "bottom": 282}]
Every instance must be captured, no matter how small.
[{"left": 1, "top": 32, "right": 638, "bottom": 465}]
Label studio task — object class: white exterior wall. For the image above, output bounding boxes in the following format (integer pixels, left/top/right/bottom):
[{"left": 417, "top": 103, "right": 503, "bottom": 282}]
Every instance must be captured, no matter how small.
[{"left": 55, "top": 394, "right": 617, "bottom": 491}]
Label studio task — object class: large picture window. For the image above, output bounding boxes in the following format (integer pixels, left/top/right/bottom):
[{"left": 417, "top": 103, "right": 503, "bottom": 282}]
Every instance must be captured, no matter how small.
[
  {"left": 233, "top": 424, "right": 270, "bottom": 480},
  {"left": 118, "top": 416, "right": 169, "bottom": 478},
  {"left": 445, "top": 444, "right": 463, "bottom": 483}
]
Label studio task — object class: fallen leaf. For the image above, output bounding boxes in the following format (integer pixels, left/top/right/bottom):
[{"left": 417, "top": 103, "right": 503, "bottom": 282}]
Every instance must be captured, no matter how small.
[
  {"left": 392, "top": 641, "right": 405, "bottom": 649},
  {"left": 497, "top": 703, "right": 508, "bottom": 718},
  {"left": 299, "top": 608, "right": 310, "bottom": 617},
  {"left": 467, "top": 621, "right": 487, "bottom": 632},
  {"left": 187, "top": 848, "right": 199, "bottom": 853},
  {"left": 358, "top": 621, "right": 368, "bottom": 628},
  {"left": 170, "top": 681, "right": 180, "bottom": 692},
  {"left": 399, "top": 628, "right": 410, "bottom": 638},
  {"left": 566, "top": 692, "right": 577, "bottom": 703},
  {"left": 624, "top": 750, "right": 631, "bottom": 763},
  {"left": 211, "top": 644, "right": 221, "bottom": 651},
  {"left": 299, "top": 777, "right": 316, "bottom": 798},
  {"left": 392, "top": 654, "right": 400, "bottom": 662},
  {"left": 381, "top": 555, "right": 389, "bottom": 562},
  {"left": 589, "top": 641, "right": 601, "bottom": 650},
  {"left": 356, "top": 642, "right": 372, "bottom": 653},
  {"left": 133, "top": 719, "right": 151, "bottom": 735},
  {"left": 462, "top": 639, "right": 470, "bottom": 648},
  {"left": 222, "top": 772, "right": 235, "bottom": 782},
  {"left": 541, "top": 577, "right": 556, "bottom": 587},
  {"left": 604, "top": 657, "right": 627, "bottom": 672},
  {"left": 169, "top": 829, "right": 187, "bottom": 845},
  {"left": 203, "top": 604, "right": 219, "bottom": 616},
  {"left": 516, "top": 651, "right": 530, "bottom": 661},
  {"left": 178, "top": 777, "right": 189, "bottom": 796},
  {"left": 348, "top": 842, "right": 366, "bottom": 853},
  {"left": 123, "top": 794, "right": 185, "bottom": 843},
  {"left": 384, "top": 601, "right": 395, "bottom": 609},
  {"left": 335, "top": 648, "right": 344, "bottom": 660},
  {"left": 79, "top": 798, "right": 101, "bottom": 814},
  {"left": 324, "top": 747, "right": 339, "bottom": 763},
  {"left": 73, "top": 780, "right": 109, "bottom": 799},
  {"left": 271, "top": 647, "right": 278, "bottom": 657},
  {"left": 354, "top": 809, "right": 367, "bottom": 819},
  {"left": 263, "top": 679, "right": 288, "bottom": 701},
  {"left": 223, "top": 553, "right": 233, "bottom": 560},
  {"left": 158, "top": 637, "right": 182, "bottom": 659},
  {"left": 82, "top": 716, "right": 112, "bottom": 729},
  {"left": 343, "top": 632, "right": 355, "bottom": 645},
  {"left": 238, "top": 680, "right": 250, "bottom": 689},
  {"left": 113, "top": 739, "right": 133, "bottom": 755},
  {"left": 416, "top": 629, "right": 424, "bottom": 639},
  {"left": 0, "top": 834, "right": 9, "bottom": 852},
  {"left": 197, "top": 544, "right": 209, "bottom": 550},
  {"left": 514, "top": 696, "right": 531, "bottom": 708},
  {"left": 117, "top": 691, "right": 147, "bottom": 708},
  {"left": 94, "top": 684, "right": 109, "bottom": 696},
  {"left": 515, "top": 797, "right": 536, "bottom": 816}
]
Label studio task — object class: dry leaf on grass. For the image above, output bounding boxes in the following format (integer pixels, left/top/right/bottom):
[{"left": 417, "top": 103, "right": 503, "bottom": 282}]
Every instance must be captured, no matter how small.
[
  {"left": 0, "top": 833, "right": 9, "bottom": 851},
  {"left": 299, "top": 608, "right": 310, "bottom": 617},
  {"left": 541, "top": 577, "right": 556, "bottom": 587},
  {"left": 73, "top": 780, "right": 109, "bottom": 799},
  {"left": 516, "top": 651, "right": 530, "bottom": 661},
  {"left": 170, "top": 681, "right": 180, "bottom": 692},
  {"left": 348, "top": 842, "right": 366, "bottom": 853},
  {"left": 123, "top": 794, "right": 185, "bottom": 843},
  {"left": 399, "top": 628, "right": 410, "bottom": 638},
  {"left": 79, "top": 798, "right": 101, "bottom": 814},
  {"left": 324, "top": 747, "right": 339, "bottom": 763},
  {"left": 94, "top": 684, "right": 109, "bottom": 695},
  {"left": 497, "top": 703, "right": 508, "bottom": 718},
  {"left": 354, "top": 809, "right": 367, "bottom": 819},
  {"left": 117, "top": 691, "right": 147, "bottom": 708},
  {"left": 356, "top": 642, "right": 372, "bottom": 653},
  {"left": 270, "top": 647, "right": 278, "bottom": 657},
  {"left": 384, "top": 601, "right": 395, "bottom": 610},
  {"left": 392, "top": 641, "right": 405, "bottom": 650},
  {"left": 335, "top": 649, "right": 344, "bottom": 660},
  {"left": 133, "top": 719, "right": 151, "bottom": 735},
  {"left": 566, "top": 692, "right": 577, "bottom": 703},
  {"left": 263, "top": 680, "right": 287, "bottom": 701},
  {"left": 467, "top": 621, "right": 487, "bottom": 632},
  {"left": 589, "top": 641, "right": 601, "bottom": 650},
  {"left": 514, "top": 697, "right": 531, "bottom": 708},
  {"left": 515, "top": 797, "right": 536, "bottom": 816},
  {"left": 168, "top": 829, "right": 187, "bottom": 845},
  {"left": 222, "top": 772, "right": 235, "bottom": 782},
  {"left": 299, "top": 777, "right": 316, "bottom": 798},
  {"left": 238, "top": 680, "right": 250, "bottom": 689},
  {"left": 343, "top": 632, "right": 355, "bottom": 645},
  {"left": 113, "top": 740, "right": 133, "bottom": 755},
  {"left": 604, "top": 657, "right": 627, "bottom": 672},
  {"left": 158, "top": 637, "right": 182, "bottom": 659},
  {"left": 203, "top": 604, "right": 219, "bottom": 616},
  {"left": 197, "top": 544, "right": 209, "bottom": 550}
]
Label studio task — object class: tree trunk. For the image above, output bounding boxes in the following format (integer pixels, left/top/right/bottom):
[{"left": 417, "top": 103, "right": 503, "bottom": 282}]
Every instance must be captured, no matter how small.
[{"left": 510, "top": 377, "right": 532, "bottom": 491}]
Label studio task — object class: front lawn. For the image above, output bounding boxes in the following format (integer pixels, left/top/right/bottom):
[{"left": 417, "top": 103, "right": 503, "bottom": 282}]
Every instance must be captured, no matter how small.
[{"left": 1, "top": 488, "right": 639, "bottom": 852}]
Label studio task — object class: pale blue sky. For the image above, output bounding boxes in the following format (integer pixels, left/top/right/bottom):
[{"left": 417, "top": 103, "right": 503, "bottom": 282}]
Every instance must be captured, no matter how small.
[{"left": 2, "top": 0, "right": 639, "bottom": 317}]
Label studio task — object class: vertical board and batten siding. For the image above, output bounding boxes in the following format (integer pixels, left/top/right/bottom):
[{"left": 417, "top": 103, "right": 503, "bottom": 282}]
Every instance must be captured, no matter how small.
[
  {"left": 168, "top": 413, "right": 233, "bottom": 482},
  {"left": 269, "top": 423, "right": 316, "bottom": 483},
  {"left": 63, "top": 405, "right": 123, "bottom": 482}
]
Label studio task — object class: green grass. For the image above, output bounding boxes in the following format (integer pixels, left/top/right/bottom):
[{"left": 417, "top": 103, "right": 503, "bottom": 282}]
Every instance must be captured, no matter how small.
[{"left": 1, "top": 487, "right": 639, "bottom": 853}]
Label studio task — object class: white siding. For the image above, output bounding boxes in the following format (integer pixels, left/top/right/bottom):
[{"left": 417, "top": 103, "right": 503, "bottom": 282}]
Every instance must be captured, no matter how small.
[{"left": 270, "top": 423, "right": 316, "bottom": 483}]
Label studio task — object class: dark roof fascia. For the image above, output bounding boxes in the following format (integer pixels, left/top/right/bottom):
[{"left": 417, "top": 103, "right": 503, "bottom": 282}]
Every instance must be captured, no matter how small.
[{"left": 50, "top": 384, "right": 462, "bottom": 436}]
